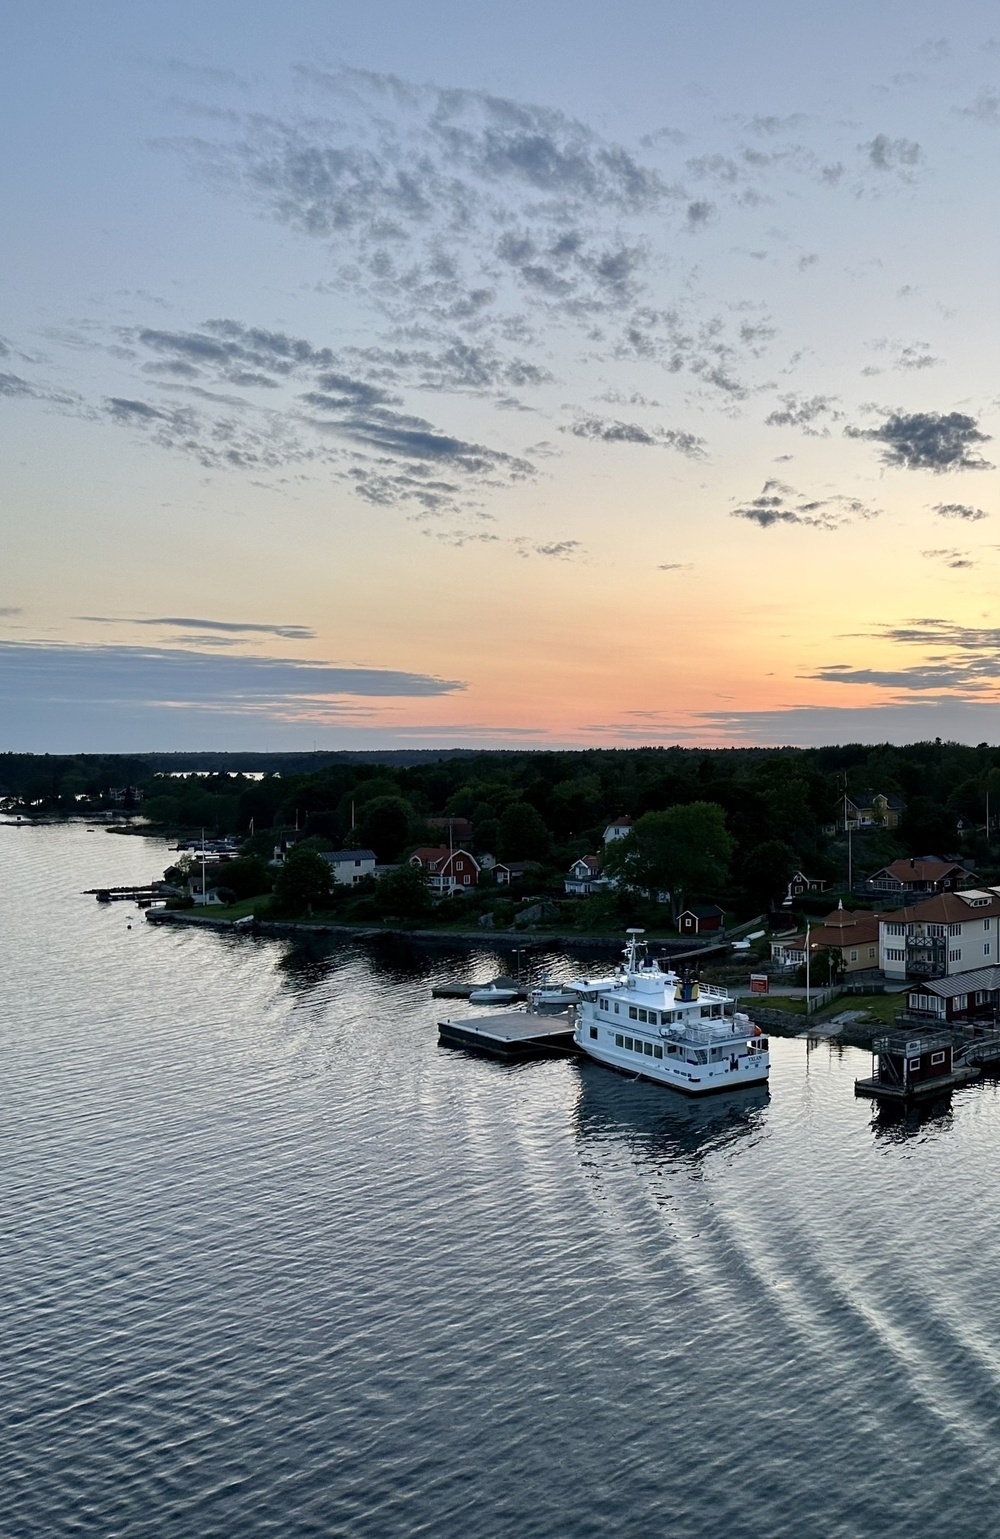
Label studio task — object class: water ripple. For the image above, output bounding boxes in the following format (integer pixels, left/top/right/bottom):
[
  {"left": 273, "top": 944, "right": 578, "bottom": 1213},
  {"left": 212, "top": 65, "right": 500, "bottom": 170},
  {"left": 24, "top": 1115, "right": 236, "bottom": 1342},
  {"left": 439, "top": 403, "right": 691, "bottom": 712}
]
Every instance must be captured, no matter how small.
[{"left": 2, "top": 824, "right": 1000, "bottom": 1537}]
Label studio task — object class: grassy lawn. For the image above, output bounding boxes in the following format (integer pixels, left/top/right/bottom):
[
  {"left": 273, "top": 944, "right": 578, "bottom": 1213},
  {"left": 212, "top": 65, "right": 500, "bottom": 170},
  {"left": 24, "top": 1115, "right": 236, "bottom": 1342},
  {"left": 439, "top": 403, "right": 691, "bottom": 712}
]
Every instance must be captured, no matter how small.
[
  {"left": 836, "top": 991, "right": 907, "bottom": 1028},
  {"left": 735, "top": 994, "right": 807, "bottom": 1015}
]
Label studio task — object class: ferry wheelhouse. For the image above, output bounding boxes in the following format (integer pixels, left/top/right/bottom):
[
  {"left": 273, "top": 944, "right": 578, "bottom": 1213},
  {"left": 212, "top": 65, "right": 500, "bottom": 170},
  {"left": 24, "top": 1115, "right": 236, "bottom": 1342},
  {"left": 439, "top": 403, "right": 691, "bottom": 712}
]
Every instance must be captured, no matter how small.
[{"left": 571, "top": 929, "right": 769, "bottom": 1095}]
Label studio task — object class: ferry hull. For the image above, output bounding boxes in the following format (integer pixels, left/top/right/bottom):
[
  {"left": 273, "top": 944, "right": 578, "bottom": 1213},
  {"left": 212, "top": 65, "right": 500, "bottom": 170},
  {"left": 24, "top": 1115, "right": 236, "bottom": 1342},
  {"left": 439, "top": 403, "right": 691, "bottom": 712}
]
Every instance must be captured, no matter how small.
[{"left": 576, "top": 1036, "right": 769, "bottom": 1096}]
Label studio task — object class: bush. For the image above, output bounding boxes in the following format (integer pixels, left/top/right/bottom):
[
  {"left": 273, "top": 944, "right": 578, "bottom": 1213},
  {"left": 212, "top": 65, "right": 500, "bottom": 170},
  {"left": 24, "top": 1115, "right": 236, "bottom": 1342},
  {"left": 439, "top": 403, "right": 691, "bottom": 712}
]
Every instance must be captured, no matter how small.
[
  {"left": 272, "top": 848, "right": 332, "bottom": 915},
  {"left": 374, "top": 863, "right": 432, "bottom": 920}
]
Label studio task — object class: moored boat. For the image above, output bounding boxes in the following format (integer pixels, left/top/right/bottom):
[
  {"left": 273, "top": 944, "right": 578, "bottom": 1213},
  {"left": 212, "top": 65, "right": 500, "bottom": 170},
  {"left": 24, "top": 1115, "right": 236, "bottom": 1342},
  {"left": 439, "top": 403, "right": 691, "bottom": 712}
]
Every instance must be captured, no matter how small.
[
  {"left": 570, "top": 929, "right": 768, "bottom": 1095},
  {"left": 469, "top": 982, "right": 520, "bottom": 1004}
]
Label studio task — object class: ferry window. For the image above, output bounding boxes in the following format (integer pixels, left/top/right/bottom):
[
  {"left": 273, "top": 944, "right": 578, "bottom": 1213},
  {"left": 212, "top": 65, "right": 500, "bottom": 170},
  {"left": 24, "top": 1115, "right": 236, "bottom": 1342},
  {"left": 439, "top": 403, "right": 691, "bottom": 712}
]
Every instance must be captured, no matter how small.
[
  {"left": 653, "top": 1045, "right": 663, "bottom": 1059},
  {"left": 701, "top": 1006, "right": 711, "bottom": 1017},
  {"left": 637, "top": 1008, "right": 647, "bottom": 1023},
  {"left": 614, "top": 1002, "right": 620, "bottom": 1014},
  {"left": 930, "top": 1051, "right": 946, "bottom": 1065},
  {"left": 628, "top": 1007, "right": 638, "bottom": 1020},
  {"left": 589, "top": 1026, "right": 598, "bottom": 1040},
  {"left": 624, "top": 1036, "right": 633, "bottom": 1050},
  {"left": 644, "top": 1042, "right": 653, "bottom": 1056}
]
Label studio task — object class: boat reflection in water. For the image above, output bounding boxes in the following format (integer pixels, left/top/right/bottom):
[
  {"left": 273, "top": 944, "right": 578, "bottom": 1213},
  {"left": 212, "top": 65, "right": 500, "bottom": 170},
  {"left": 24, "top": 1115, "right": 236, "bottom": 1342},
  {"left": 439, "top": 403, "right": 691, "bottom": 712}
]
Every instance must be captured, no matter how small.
[
  {"left": 868, "top": 1090, "right": 956, "bottom": 1144},
  {"left": 572, "top": 1056, "right": 770, "bottom": 1170}
]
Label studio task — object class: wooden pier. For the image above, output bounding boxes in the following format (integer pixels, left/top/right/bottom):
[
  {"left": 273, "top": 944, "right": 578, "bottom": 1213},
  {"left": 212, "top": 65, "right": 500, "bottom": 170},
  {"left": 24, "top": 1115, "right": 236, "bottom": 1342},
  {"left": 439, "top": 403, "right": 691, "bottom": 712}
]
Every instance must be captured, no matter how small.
[{"left": 438, "top": 1010, "right": 578, "bottom": 1059}]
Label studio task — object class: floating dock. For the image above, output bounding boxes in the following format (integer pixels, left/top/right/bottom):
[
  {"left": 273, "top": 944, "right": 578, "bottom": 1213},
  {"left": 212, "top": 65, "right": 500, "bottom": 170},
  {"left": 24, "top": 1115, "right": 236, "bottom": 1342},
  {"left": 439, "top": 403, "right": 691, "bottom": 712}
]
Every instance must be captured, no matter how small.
[
  {"left": 438, "top": 1010, "right": 577, "bottom": 1059},
  {"left": 855, "top": 1027, "right": 1000, "bottom": 1101}
]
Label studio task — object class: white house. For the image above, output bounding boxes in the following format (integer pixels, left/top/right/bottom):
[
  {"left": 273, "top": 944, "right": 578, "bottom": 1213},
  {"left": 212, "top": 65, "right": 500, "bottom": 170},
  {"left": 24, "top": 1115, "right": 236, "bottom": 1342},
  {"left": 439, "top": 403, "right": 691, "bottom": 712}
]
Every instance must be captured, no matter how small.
[
  {"left": 565, "top": 855, "right": 607, "bottom": 896},
  {"left": 603, "top": 817, "right": 632, "bottom": 844},
  {"left": 879, "top": 888, "right": 1000, "bottom": 980},
  {"left": 321, "top": 849, "right": 378, "bottom": 885}
]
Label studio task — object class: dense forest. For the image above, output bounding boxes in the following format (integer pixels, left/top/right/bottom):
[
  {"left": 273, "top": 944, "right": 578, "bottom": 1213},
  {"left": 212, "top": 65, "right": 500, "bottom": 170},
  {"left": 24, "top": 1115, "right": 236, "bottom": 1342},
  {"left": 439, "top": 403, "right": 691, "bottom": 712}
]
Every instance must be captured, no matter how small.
[{"left": 4, "top": 741, "right": 1000, "bottom": 925}]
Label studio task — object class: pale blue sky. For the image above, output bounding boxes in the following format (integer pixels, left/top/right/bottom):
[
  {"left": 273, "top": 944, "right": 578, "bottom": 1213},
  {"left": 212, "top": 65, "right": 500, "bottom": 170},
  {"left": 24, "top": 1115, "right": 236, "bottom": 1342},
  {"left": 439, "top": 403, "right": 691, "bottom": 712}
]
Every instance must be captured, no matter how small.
[{"left": 2, "top": 2, "right": 997, "bottom": 750}]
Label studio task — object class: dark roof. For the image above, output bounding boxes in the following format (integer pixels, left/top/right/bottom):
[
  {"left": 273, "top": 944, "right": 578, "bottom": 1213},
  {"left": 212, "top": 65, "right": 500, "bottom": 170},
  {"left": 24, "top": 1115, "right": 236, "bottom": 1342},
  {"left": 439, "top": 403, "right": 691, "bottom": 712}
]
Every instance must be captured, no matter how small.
[
  {"left": 880, "top": 890, "right": 1000, "bottom": 924},
  {"left": 909, "top": 967, "right": 1000, "bottom": 999},
  {"left": 872, "top": 857, "right": 972, "bottom": 883},
  {"left": 322, "top": 848, "right": 376, "bottom": 862},
  {"left": 849, "top": 789, "right": 906, "bottom": 810}
]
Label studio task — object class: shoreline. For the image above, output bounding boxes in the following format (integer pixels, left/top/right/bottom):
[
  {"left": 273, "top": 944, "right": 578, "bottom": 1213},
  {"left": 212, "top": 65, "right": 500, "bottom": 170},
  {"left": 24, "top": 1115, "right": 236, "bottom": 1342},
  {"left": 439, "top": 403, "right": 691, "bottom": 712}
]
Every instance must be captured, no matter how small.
[
  {"left": 143, "top": 906, "right": 727, "bottom": 954},
  {"left": 143, "top": 909, "right": 880, "bottom": 1050}
]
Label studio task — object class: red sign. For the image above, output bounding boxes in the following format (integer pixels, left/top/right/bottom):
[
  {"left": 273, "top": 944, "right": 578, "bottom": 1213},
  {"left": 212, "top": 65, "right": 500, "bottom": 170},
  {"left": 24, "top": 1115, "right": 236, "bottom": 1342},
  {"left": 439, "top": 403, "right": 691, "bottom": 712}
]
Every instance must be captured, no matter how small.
[{"left": 749, "top": 974, "right": 769, "bottom": 995}]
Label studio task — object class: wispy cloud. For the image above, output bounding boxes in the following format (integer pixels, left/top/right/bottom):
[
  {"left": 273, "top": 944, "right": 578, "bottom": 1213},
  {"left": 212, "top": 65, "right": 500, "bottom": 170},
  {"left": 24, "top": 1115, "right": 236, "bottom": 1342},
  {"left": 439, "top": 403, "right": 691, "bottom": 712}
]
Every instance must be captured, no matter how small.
[
  {"left": 846, "top": 410, "right": 993, "bottom": 471},
  {"left": 934, "top": 501, "right": 989, "bottom": 521},
  {"left": 731, "top": 478, "right": 879, "bottom": 529},
  {"left": 0, "top": 640, "right": 464, "bottom": 705},
  {"left": 562, "top": 414, "right": 706, "bottom": 455},
  {"left": 920, "top": 547, "right": 974, "bottom": 568},
  {"left": 956, "top": 88, "right": 1000, "bottom": 124},
  {"left": 78, "top": 615, "right": 317, "bottom": 639},
  {"left": 862, "top": 133, "right": 922, "bottom": 173},
  {"left": 764, "top": 393, "right": 843, "bottom": 434}
]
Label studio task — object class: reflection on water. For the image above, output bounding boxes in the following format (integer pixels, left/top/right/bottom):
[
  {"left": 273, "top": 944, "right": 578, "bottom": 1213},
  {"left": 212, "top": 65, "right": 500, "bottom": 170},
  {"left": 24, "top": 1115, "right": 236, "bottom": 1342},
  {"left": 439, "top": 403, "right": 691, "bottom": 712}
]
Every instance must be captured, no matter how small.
[
  {"left": 574, "top": 1058, "right": 770, "bottom": 1167},
  {"left": 5, "top": 824, "right": 1000, "bottom": 1539},
  {"left": 869, "top": 1092, "right": 956, "bottom": 1143}
]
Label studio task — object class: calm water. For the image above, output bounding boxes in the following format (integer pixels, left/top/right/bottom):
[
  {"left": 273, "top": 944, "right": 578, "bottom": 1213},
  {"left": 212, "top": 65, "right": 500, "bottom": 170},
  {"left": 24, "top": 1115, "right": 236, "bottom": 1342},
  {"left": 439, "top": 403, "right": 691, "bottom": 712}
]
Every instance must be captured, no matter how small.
[{"left": 3, "top": 824, "right": 1000, "bottom": 1538}]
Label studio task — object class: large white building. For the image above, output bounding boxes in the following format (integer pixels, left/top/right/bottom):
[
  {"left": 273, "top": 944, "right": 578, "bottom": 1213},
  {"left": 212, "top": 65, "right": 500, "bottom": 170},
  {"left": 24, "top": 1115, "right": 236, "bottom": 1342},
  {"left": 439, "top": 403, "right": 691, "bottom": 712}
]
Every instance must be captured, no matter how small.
[{"left": 879, "top": 889, "right": 1000, "bottom": 980}]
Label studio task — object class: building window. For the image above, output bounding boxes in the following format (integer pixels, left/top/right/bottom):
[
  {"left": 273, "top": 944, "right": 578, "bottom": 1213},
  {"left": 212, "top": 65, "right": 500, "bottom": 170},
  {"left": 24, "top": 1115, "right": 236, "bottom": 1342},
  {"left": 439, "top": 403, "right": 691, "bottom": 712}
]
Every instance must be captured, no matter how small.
[
  {"left": 985, "top": 943, "right": 991, "bottom": 956},
  {"left": 868, "top": 947, "right": 876, "bottom": 959},
  {"left": 907, "top": 1058, "right": 921, "bottom": 1072},
  {"left": 589, "top": 1026, "right": 598, "bottom": 1039},
  {"left": 954, "top": 995, "right": 967, "bottom": 1011},
  {"left": 463, "top": 875, "right": 471, "bottom": 886},
  {"left": 850, "top": 950, "right": 858, "bottom": 962},
  {"left": 986, "top": 919, "right": 992, "bottom": 931},
  {"left": 949, "top": 924, "right": 962, "bottom": 937},
  {"left": 930, "top": 1051, "right": 946, "bottom": 1066},
  {"left": 949, "top": 949, "right": 962, "bottom": 962},
  {"left": 886, "top": 948, "right": 905, "bottom": 962}
]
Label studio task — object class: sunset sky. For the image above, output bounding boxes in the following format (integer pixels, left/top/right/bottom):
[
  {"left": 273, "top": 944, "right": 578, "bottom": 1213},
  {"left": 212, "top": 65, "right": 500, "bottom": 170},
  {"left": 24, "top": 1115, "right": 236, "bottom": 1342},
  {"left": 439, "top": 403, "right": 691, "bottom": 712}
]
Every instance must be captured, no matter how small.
[{"left": 2, "top": 0, "right": 998, "bottom": 751}]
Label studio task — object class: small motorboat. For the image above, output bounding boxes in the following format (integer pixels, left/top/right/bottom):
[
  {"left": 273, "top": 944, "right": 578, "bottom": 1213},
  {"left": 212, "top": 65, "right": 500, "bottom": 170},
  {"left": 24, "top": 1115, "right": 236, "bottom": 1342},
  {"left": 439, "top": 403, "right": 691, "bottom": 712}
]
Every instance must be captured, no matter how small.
[
  {"left": 469, "top": 982, "right": 519, "bottom": 1004},
  {"left": 529, "top": 975, "right": 576, "bottom": 1008}
]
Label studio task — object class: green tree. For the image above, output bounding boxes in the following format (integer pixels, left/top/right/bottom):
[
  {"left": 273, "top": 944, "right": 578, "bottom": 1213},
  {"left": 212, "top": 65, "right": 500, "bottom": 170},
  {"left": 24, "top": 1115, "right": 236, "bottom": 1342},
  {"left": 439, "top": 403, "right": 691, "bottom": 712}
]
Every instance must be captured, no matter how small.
[
  {"left": 272, "top": 848, "right": 332, "bottom": 915},
  {"left": 374, "top": 863, "right": 432, "bottom": 920},
  {"left": 498, "top": 801, "right": 552, "bottom": 861},
  {"left": 898, "top": 796, "right": 956, "bottom": 853},
  {"left": 741, "top": 840, "right": 798, "bottom": 911},
  {"left": 605, "top": 802, "right": 732, "bottom": 919},
  {"left": 355, "top": 796, "right": 413, "bottom": 862},
  {"left": 216, "top": 857, "right": 273, "bottom": 901}
]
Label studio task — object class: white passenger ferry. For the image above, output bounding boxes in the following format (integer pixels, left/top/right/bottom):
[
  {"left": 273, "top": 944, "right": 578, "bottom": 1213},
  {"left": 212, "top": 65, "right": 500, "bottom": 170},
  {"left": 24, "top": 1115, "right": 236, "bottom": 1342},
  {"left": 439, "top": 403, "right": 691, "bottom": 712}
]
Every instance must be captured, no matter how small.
[{"left": 570, "top": 930, "right": 769, "bottom": 1095}]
